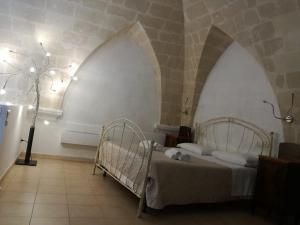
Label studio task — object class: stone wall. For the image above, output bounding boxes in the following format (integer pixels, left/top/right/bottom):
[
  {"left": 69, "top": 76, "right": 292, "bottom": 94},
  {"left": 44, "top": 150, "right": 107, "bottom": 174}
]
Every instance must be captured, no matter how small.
[
  {"left": 0, "top": 0, "right": 184, "bottom": 125},
  {"left": 182, "top": 0, "right": 300, "bottom": 143}
]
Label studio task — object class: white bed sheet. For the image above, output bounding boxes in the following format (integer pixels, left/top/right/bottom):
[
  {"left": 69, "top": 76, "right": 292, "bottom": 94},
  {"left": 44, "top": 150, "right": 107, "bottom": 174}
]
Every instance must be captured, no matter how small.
[{"left": 179, "top": 148, "right": 256, "bottom": 197}]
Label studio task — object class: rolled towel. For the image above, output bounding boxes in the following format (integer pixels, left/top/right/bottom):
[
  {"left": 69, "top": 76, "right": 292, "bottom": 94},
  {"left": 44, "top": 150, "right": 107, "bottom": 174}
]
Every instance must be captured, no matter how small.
[
  {"left": 165, "top": 148, "right": 182, "bottom": 160},
  {"left": 178, "top": 154, "right": 191, "bottom": 162}
]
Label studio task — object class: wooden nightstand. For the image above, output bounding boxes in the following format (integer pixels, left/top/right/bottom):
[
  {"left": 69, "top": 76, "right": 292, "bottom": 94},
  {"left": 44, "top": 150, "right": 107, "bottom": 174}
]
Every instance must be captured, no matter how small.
[
  {"left": 164, "top": 126, "right": 192, "bottom": 147},
  {"left": 164, "top": 134, "right": 178, "bottom": 147},
  {"left": 253, "top": 144, "right": 300, "bottom": 225}
]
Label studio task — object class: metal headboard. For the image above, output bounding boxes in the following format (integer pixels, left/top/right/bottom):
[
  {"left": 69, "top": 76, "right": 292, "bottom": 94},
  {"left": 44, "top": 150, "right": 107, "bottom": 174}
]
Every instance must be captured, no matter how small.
[{"left": 195, "top": 117, "right": 273, "bottom": 156}]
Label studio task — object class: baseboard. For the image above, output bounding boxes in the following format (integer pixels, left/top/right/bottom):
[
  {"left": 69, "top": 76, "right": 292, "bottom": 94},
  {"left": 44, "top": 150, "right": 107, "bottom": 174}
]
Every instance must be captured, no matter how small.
[
  {"left": 0, "top": 153, "right": 22, "bottom": 186},
  {"left": 19, "top": 152, "right": 94, "bottom": 163}
]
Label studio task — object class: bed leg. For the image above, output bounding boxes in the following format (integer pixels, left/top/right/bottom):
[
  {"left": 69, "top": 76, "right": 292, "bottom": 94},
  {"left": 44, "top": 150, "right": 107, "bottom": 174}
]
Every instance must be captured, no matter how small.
[
  {"left": 92, "top": 164, "right": 97, "bottom": 175},
  {"left": 102, "top": 171, "right": 107, "bottom": 177},
  {"left": 137, "top": 197, "right": 145, "bottom": 217}
]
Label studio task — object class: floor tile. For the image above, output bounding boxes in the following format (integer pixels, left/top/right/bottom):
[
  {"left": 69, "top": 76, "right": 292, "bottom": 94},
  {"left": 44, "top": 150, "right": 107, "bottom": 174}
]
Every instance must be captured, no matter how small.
[
  {"left": 4, "top": 181, "right": 38, "bottom": 193},
  {"left": 0, "top": 192, "right": 36, "bottom": 203},
  {"left": 35, "top": 194, "right": 67, "bottom": 204},
  {"left": 68, "top": 205, "right": 102, "bottom": 218},
  {"left": 38, "top": 184, "right": 66, "bottom": 194},
  {"left": 67, "top": 194, "right": 99, "bottom": 205},
  {"left": 32, "top": 204, "right": 68, "bottom": 218},
  {"left": 30, "top": 218, "right": 69, "bottom": 225},
  {"left": 100, "top": 205, "right": 135, "bottom": 219},
  {"left": 69, "top": 218, "right": 101, "bottom": 225},
  {"left": 0, "top": 216, "right": 30, "bottom": 225},
  {"left": 66, "top": 186, "right": 93, "bottom": 195},
  {"left": 98, "top": 219, "right": 135, "bottom": 225},
  {"left": 39, "top": 178, "right": 65, "bottom": 186},
  {"left": 0, "top": 203, "right": 33, "bottom": 217}
]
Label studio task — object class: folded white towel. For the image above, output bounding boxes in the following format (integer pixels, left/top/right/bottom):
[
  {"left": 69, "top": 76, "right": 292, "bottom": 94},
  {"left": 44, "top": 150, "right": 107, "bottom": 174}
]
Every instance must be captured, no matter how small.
[
  {"left": 165, "top": 148, "right": 182, "bottom": 160},
  {"left": 178, "top": 154, "right": 191, "bottom": 162}
]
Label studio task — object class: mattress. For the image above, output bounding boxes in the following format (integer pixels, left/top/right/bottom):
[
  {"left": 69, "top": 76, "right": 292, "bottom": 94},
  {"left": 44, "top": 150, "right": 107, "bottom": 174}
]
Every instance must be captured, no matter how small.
[
  {"left": 146, "top": 150, "right": 257, "bottom": 209},
  {"left": 179, "top": 148, "right": 257, "bottom": 197},
  {"left": 98, "top": 142, "right": 256, "bottom": 209}
]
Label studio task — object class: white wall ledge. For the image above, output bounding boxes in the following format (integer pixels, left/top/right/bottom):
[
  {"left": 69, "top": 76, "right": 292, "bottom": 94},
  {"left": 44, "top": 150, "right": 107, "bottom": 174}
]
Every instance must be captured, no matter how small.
[{"left": 27, "top": 107, "right": 63, "bottom": 120}]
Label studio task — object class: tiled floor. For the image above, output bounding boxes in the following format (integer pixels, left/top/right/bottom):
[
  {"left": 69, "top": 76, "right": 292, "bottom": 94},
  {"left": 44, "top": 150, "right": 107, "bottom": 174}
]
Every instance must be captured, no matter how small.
[{"left": 0, "top": 158, "right": 275, "bottom": 225}]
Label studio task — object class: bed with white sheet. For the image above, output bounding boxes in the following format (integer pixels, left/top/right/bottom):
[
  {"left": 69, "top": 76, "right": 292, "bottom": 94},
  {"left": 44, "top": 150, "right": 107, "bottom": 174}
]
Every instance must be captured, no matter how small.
[{"left": 93, "top": 117, "right": 273, "bottom": 215}]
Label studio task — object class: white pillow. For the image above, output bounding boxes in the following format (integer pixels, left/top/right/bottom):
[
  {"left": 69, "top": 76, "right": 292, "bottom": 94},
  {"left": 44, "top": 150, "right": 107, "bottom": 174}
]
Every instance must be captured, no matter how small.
[
  {"left": 212, "top": 151, "right": 258, "bottom": 168},
  {"left": 139, "top": 140, "right": 162, "bottom": 150},
  {"left": 177, "top": 143, "right": 214, "bottom": 156}
]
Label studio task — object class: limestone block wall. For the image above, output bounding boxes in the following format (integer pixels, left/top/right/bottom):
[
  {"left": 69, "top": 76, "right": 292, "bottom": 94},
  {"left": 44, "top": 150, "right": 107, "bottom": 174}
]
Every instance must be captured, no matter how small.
[
  {"left": 182, "top": 0, "right": 300, "bottom": 143},
  {"left": 0, "top": 0, "right": 184, "bottom": 125}
]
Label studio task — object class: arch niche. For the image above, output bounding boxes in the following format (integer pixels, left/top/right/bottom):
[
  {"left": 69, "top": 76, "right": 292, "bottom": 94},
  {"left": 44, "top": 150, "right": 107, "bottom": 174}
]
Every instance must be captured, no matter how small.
[
  {"left": 61, "top": 22, "right": 162, "bottom": 132},
  {"left": 189, "top": 25, "right": 283, "bottom": 142}
]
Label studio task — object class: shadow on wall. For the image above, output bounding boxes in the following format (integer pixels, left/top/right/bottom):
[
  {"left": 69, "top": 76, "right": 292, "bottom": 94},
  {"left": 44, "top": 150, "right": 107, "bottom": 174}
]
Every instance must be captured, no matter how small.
[{"left": 186, "top": 26, "right": 233, "bottom": 124}]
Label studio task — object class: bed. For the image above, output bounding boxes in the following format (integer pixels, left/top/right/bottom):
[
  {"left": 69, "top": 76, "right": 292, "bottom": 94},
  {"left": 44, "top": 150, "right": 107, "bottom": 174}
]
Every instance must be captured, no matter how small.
[{"left": 93, "top": 117, "right": 273, "bottom": 216}]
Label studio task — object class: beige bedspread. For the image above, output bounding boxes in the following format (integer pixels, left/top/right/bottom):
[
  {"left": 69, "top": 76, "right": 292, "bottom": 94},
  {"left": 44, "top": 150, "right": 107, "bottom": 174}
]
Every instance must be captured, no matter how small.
[{"left": 146, "top": 151, "right": 232, "bottom": 209}]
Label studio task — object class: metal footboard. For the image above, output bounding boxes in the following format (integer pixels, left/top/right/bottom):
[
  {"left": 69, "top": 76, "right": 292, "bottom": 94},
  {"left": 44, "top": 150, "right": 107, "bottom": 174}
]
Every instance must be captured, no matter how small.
[{"left": 93, "top": 118, "right": 154, "bottom": 217}]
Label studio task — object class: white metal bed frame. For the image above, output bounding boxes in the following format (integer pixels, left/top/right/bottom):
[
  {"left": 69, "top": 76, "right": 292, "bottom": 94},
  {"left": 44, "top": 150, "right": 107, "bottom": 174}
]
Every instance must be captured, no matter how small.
[
  {"left": 93, "top": 118, "right": 154, "bottom": 217},
  {"left": 93, "top": 117, "right": 273, "bottom": 216},
  {"left": 195, "top": 117, "right": 274, "bottom": 156}
]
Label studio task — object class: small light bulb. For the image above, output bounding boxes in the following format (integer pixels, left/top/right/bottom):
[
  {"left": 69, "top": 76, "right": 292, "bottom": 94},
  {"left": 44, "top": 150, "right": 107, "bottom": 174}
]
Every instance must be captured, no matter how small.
[
  {"left": 69, "top": 63, "right": 76, "bottom": 68},
  {"left": 28, "top": 105, "right": 34, "bottom": 110},
  {"left": 49, "top": 70, "right": 56, "bottom": 75},
  {"left": 38, "top": 38, "right": 43, "bottom": 44},
  {"left": 44, "top": 120, "right": 50, "bottom": 125},
  {"left": 30, "top": 67, "right": 36, "bottom": 73},
  {"left": 72, "top": 76, "right": 78, "bottom": 81},
  {"left": 46, "top": 52, "right": 51, "bottom": 57},
  {"left": 0, "top": 88, "right": 6, "bottom": 95}
]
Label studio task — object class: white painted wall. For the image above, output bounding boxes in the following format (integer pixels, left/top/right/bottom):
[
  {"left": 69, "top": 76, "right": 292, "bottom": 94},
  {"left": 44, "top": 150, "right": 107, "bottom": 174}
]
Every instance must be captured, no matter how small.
[
  {"left": 21, "top": 34, "right": 162, "bottom": 159},
  {"left": 0, "top": 105, "right": 25, "bottom": 180},
  {"left": 194, "top": 42, "right": 283, "bottom": 148},
  {"left": 63, "top": 36, "right": 160, "bottom": 131}
]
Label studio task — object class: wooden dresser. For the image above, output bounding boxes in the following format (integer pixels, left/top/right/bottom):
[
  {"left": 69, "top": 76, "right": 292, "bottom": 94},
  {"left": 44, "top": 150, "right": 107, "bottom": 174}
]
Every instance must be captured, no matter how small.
[{"left": 253, "top": 143, "right": 300, "bottom": 224}]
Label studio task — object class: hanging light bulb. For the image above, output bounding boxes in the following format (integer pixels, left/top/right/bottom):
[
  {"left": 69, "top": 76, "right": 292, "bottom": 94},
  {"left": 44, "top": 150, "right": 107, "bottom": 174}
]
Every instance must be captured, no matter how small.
[
  {"left": 69, "top": 62, "right": 78, "bottom": 77},
  {"left": 0, "top": 48, "right": 10, "bottom": 62},
  {"left": 49, "top": 70, "right": 56, "bottom": 75},
  {"left": 30, "top": 67, "right": 36, "bottom": 73},
  {"left": 46, "top": 52, "right": 51, "bottom": 57},
  {"left": 72, "top": 76, "right": 78, "bottom": 81},
  {"left": 0, "top": 88, "right": 6, "bottom": 95},
  {"left": 44, "top": 120, "right": 50, "bottom": 125},
  {"left": 28, "top": 105, "right": 34, "bottom": 110}
]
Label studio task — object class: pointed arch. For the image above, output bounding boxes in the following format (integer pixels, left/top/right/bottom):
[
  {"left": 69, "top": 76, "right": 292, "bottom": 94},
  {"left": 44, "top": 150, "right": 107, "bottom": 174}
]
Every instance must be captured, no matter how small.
[
  {"left": 61, "top": 22, "right": 162, "bottom": 122},
  {"left": 187, "top": 24, "right": 284, "bottom": 143}
]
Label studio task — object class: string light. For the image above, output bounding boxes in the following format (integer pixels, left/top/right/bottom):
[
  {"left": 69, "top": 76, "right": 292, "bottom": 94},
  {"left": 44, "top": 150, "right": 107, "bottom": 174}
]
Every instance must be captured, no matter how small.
[
  {"left": 0, "top": 48, "right": 9, "bottom": 62},
  {"left": 0, "top": 43, "right": 80, "bottom": 119},
  {"left": 30, "top": 67, "right": 36, "bottom": 73},
  {"left": 0, "top": 88, "right": 6, "bottom": 95}
]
